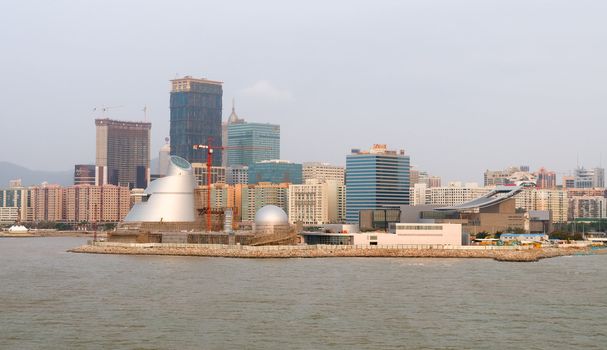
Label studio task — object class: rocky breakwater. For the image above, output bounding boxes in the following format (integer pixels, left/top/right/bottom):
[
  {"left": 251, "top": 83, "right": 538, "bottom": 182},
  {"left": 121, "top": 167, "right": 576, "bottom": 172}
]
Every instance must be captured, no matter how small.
[{"left": 69, "top": 243, "right": 590, "bottom": 262}]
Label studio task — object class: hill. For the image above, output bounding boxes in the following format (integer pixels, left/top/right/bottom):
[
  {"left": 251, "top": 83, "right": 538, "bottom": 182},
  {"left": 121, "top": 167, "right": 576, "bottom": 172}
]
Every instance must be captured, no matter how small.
[{"left": 0, "top": 162, "right": 73, "bottom": 187}]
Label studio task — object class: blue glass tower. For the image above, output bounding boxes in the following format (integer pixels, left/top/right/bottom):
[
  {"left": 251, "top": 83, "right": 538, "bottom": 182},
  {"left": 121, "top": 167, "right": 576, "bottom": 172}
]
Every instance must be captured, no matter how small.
[
  {"left": 248, "top": 160, "right": 302, "bottom": 184},
  {"left": 169, "top": 76, "right": 222, "bottom": 165},
  {"left": 227, "top": 122, "right": 280, "bottom": 167},
  {"left": 345, "top": 145, "right": 410, "bottom": 224}
]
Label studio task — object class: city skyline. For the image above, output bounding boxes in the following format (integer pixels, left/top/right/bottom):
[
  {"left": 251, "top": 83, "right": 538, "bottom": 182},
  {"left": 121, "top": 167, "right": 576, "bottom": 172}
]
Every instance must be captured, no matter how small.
[{"left": 1, "top": 1, "right": 607, "bottom": 184}]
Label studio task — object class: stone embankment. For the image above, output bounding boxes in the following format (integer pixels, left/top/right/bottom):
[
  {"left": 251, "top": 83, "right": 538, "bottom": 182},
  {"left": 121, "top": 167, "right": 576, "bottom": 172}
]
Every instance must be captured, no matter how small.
[{"left": 69, "top": 242, "right": 591, "bottom": 262}]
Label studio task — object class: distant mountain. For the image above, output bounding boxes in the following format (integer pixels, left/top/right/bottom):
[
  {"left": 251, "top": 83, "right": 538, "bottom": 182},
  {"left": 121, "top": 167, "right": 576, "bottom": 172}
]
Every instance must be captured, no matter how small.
[{"left": 0, "top": 162, "right": 73, "bottom": 187}]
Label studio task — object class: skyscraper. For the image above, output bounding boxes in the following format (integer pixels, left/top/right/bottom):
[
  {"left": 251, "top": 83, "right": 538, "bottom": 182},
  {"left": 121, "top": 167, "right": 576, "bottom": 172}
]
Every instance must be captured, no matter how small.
[
  {"left": 95, "top": 118, "right": 151, "bottom": 189},
  {"left": 170, "top": 76, "right": 223, "bottom": 165},
  {"left": 345, "top": 144, "right": 410, "bottom": 224},
  {"left": 226, "top": 106, "right": 279, "bottom": 167}
]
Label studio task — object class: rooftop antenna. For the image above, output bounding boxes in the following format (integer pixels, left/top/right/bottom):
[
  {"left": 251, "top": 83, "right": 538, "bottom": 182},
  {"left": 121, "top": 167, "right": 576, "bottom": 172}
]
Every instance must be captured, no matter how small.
[{"left": 142, "top": 105, "right": 148, "bottom": 122}]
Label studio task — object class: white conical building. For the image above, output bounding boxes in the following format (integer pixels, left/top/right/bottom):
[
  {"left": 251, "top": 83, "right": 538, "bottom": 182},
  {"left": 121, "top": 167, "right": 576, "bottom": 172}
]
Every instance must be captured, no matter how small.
[{"left": 124, "top": 155, "right": 196, "bottom": 222}]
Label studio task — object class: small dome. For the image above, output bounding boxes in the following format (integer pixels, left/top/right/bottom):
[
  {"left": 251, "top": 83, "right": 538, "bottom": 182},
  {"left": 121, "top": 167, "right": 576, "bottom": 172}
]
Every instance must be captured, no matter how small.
[
  {"left": 8, "top": 225, "right": 28, "bottom": 233},
  {"left": 255, "top": 205, "right": 288, "bottom": 225}
]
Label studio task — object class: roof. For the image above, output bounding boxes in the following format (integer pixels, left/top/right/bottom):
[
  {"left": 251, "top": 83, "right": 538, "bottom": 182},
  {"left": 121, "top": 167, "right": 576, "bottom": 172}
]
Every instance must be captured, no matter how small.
[{"left": 435, "top": 186, "right": 523, "bottom": 211}]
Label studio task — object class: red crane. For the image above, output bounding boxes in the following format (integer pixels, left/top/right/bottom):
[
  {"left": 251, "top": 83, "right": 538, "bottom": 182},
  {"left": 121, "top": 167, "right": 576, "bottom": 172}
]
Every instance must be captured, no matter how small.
[{"left": 193, "top": 137, "right": 270, "bottom": 231}]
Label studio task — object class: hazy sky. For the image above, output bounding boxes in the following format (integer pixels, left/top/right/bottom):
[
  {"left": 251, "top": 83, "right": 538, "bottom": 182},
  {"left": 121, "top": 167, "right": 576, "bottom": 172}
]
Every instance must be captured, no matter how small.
[{"left": 1, "top": 0, "right": 606, "bottom": 183}]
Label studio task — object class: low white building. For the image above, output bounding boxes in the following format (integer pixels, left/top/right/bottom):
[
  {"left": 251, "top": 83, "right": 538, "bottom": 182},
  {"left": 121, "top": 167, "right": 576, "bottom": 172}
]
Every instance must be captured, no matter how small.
[{"left": 301, "top": 223, "right": 462, "bottom": 246}]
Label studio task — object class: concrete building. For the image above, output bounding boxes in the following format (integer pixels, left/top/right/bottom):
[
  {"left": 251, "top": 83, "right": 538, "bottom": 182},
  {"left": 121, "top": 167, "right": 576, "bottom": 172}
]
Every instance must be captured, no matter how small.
[
  {"left": 346, "top": 144, "right": 410, "bottom": 224},
  {"left": 288, "top": 179, "right": 344, "bottom": 225},
  {"left": 248, "top": 160, "right": 302, "bottom": 185},
  {"left": 124, "top": 156, "right": 196, "bottom": 223},
  {"left": 410, "top": 167, "right": 441, "bottom": 188},
  {"left": 562, "top": 176, "right": 575, "bottom": 189},
  {"left": 63, "top": 184, "right": 130, "bottom": 223},
  {"left": 515, "top": 188, "right": 568, "bottom": 223},
  {"left": 226, "top": 166, "right": 249, "bottom": 185},
  {"left": 303, "top": 162, "right": 345, "bottom": 185},
  {"left": 574, "top": 167, "right": 605, "bottom": 188},
  {"left": 170, "top": 76, "right": 223, "bottom": 165},
  {"left": 535, "top": 167, "right": 557, "bottom": 189},
  {"left": 74, "top": 164, "right": 96, "bottom": 185},
  {"left": 191, "top": 163, "right": 226, "bottom": 187},
  {"left": 0, "top": 184, "right": 28, "bottom": 223},
  {"left": 484, "top": 167, "right": 520, "bottom": 186},
  {"left": 95, "top": 118, "right": 151, "bottom": 189},
  {"left": 29, "top": 183, "right": 63, "bottom": 222},
  {"left": 569, "top": 196, "right": 606, "bottom": 220}
]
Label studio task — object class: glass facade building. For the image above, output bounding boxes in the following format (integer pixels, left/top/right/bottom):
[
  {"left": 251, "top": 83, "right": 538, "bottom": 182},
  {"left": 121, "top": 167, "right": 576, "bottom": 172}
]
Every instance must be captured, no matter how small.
[
  {"left": 227, "top": 122, "right": 280, "bottom": 167},
  {"left": 248, "top": 160, "right": 302, "bottom": 185},
  {"left": 169, "top": 77, "right": 223, "bottom": 166},
  {"left": 345, "top": 145, "right": 410, "bottom": 224}
]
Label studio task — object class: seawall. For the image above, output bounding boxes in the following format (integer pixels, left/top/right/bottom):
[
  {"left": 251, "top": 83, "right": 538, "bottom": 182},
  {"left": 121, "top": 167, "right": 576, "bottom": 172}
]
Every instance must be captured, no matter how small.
[{"left": 68, "top": 242, "right": 591, "bottom": 262}]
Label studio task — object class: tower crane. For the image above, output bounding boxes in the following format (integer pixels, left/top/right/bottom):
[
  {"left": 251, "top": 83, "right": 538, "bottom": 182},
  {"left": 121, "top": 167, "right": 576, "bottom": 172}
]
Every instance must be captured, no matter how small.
[{"left": 193, "top": 137, "right": 270, "bottom": 231}]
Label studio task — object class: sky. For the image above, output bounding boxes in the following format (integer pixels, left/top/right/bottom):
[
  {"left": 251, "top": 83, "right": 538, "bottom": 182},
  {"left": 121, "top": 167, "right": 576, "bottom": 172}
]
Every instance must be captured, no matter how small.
[{"left": 1, "top": 0, "right": 606, "bottom": 183}]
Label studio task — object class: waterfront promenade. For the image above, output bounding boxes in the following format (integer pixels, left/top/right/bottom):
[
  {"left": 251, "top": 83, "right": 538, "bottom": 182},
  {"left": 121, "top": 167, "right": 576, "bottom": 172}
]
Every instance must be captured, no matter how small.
[{"left": 69, "top": 241, "right": 592, "bottom": 262}]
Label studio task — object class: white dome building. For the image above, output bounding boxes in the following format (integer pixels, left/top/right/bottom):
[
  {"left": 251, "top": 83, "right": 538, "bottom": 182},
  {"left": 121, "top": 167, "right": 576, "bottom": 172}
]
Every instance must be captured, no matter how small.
[
  {"left": 255, "top": 205, "right": 288, "bottom": 226},
  {"left": 254, "top": 205, "right": 292, "bottom": 235}
]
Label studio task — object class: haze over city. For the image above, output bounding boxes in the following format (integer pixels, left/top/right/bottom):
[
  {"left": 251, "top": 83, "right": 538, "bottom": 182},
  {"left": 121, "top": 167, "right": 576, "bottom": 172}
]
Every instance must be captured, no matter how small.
[{"left": 1, "top": 0, "right": 606, "bottom": 182}]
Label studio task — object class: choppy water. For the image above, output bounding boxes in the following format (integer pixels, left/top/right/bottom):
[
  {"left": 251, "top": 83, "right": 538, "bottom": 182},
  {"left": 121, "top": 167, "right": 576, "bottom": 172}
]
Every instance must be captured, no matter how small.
[{"left": 0, "top": 237, "right": 606, "bottom": 349}]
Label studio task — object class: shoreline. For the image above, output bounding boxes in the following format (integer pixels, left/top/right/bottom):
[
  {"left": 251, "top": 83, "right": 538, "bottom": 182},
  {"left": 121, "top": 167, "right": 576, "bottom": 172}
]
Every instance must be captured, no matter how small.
[
  {"left": 68, "top": 242, "right": 594, "bottom": 262},
  {"left": 0, "top": 231, "right": 105, "bottom": 238}
]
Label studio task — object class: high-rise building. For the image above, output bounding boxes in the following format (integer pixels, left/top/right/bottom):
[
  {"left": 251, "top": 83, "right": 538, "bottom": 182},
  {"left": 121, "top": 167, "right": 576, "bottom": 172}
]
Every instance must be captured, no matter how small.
[
  {"left": 345, "top": 144, "right": 410, "bottom": 224},
  {"left": 569, "top": 196, "right": 607, "bottom": 220},
  {"left": 170, "top": 76, "right": 223, "bottom": 165},
  {"left": 303, "top": 162, "right": 345, "bottom": 185},
  {"left": 226, "top": 113, "right": 280, "bottom": 167},
  {"left": 29, "top": 183, "right": 63, "bottom": 222},
  {"left": 574, "top": 167, "right": 605, "bottom": 188},
  {"left": 63, "top": 184, "right": 131, "bottom": 223},
  {"left": 288, "top": 179, "right": 344, "bottom": 225},
  {"left": 74, "top": 164, "right": 96, "bottom": 185},
  {"left": 222, "top": 99, "right": 244, "bottom": 167},
  {"left": 0, "top": 183, "right": 28, "bottom": 223},
  {"left": 515, "top": 188, "right": 569, "bottom": 223},
  {"left": 535, "top": 167, "right": 557, "bottom": 189},
  {"left": 248, "top": 160, "right": 302, "bottom": 185},
  {"left": 95, "top": 118, "right": 151, "bottom": 189}
]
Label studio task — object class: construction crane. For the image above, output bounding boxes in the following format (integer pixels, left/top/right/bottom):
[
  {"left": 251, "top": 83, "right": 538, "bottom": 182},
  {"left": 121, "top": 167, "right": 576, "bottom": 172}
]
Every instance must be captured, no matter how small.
[
  {"left": 193, "top": 137, "right": 270, "bottom": 231},
  {"left": 93, "top": 105, "right": 125, "bottom": 118}
]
